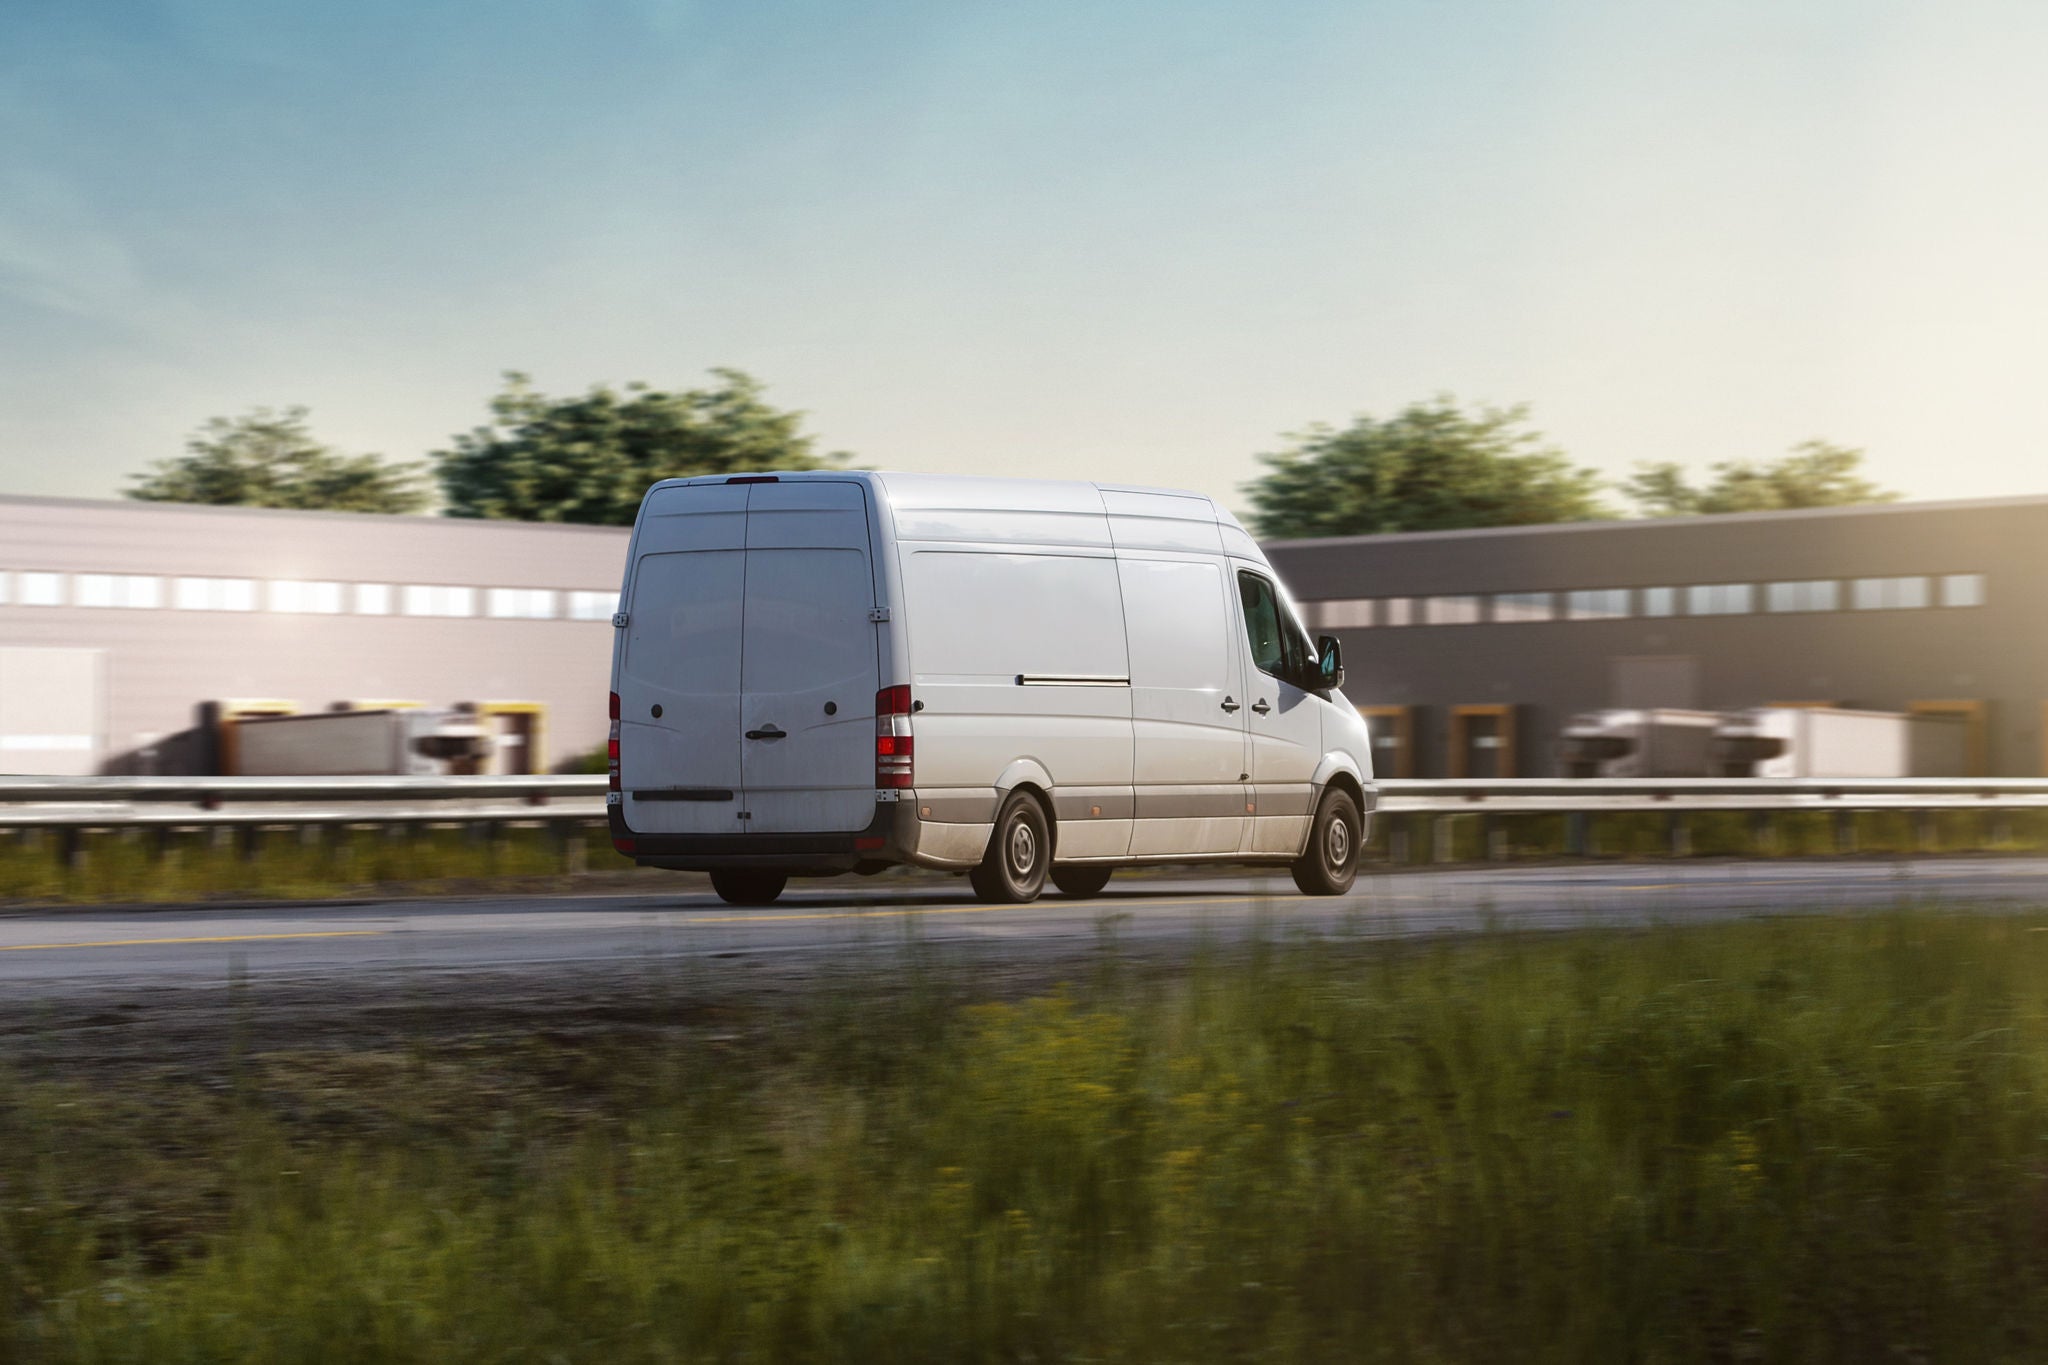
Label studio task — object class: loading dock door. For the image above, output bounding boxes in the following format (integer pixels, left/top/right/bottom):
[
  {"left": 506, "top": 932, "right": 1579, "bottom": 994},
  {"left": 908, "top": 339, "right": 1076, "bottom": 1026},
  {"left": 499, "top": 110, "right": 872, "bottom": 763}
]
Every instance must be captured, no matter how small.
[
  {"left": 1449, "top": 704, "right": 1517, "bottom": 779},
  {"left": 0, "top": 648, "right": 104, "bottom": 776}
]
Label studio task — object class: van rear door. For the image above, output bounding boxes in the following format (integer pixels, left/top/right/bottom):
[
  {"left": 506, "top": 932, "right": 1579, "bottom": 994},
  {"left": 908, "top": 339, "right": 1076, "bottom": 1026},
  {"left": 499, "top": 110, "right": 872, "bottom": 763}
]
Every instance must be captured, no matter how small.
[
  {"left": 738, "top": 481, "right": 880, "bottom": 834},
  {"left": 618, "top": 483, "right": 749, "bottom": 835}
]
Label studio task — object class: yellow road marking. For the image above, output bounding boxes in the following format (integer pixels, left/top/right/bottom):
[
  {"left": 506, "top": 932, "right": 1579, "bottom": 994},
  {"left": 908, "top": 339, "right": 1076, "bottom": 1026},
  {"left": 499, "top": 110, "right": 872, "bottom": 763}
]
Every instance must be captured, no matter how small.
[
  {"left": 686, "top": 893, "right": 1266, "bottom": 926},
  {"left": 0, "top": 930, "right": 387, "bottom": 953}
]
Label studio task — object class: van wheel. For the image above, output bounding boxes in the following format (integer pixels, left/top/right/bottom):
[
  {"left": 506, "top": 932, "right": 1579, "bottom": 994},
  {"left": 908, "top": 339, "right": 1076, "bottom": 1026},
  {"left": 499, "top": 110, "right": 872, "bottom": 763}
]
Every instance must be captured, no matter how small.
[
  {"left": 710, "top": 869, "right": 787, "bottom": 906},
  {"left": 1291, "top": 789, "right": 1361, "bottom": 896},
  {"left": 969, "top": 791, "right": 1050, "bottom": 903},
  {"left": 1050, "top": 865, "right": 1114, "bottom": 898}
]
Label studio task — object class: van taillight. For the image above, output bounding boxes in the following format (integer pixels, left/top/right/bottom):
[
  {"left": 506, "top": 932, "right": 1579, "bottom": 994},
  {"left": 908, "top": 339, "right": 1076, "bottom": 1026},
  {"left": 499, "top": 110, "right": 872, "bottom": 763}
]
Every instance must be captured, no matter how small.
[
  {"left": 876, "top": 685, "right": 914, "bottom": 789},
  {"left": 607, "top": 692, "right": 622, "bottom": 792}
]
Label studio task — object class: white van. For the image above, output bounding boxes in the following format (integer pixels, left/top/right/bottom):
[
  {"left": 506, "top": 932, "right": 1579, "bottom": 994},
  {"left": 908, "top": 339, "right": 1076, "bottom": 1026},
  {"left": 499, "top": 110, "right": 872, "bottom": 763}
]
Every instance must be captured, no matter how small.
[{"left": 604, "top": 472, "right": 1374, "bottom": 905}]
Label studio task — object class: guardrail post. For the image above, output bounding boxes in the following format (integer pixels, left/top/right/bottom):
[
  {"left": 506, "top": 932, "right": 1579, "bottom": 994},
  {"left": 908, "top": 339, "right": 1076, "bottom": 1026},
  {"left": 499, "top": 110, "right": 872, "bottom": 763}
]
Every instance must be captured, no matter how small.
[
  {"left": 555, "top": 819, "right": 589, "bottom": 875},
  {"left": 1565, "top": 812, "right": 1589, "bottom": 857},
  {"left": 1992, "top": 810, "right": 2013, "bottom": 849},
  {"left": 58, "top": 825, "right": 85, "bottom": 880},
  {"left": 1433, "top": 815, "right": 1457, "bottom": 864},
  {"left": 1484, "top": 814, "right": 1508, "bottom": 862},
  {"left": 1914, "top": 810, "right": 1937, "bottom": 853},
  {"left": 239, "top": 825, "right": 264, "bottom": 864},
  {"left": 1833, "top": 809, "right": 1857, "bottom": 854},
  {"left": 1749, "top": 811, "right": 1777, "bottom": 856},
  {"left": 1388, "top": 815, "right": 1411, "bottom": 866},
  {"left": 1667, "top": 812, "right": 1690, "bottom": 858}
]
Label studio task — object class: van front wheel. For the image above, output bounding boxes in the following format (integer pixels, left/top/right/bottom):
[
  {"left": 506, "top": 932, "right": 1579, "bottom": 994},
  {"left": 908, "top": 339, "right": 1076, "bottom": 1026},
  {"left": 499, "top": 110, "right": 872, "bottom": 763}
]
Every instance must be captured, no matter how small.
[
  {"left": 1291, "top": 789, "right": 1361, "bottom": 896},
  {"left": 710, "top": 869, "right": 787, "bottom": 906},
  {"left": 970, "top": 791, "right": 1050, "bottom": 903}
]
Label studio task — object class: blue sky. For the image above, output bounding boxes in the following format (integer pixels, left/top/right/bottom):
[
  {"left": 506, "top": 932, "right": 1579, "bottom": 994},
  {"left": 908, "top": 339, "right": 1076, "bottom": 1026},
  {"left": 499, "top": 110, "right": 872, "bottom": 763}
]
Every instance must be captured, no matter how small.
[{"left": 3, "top": 0, "right": 2045, "bottom": 513}]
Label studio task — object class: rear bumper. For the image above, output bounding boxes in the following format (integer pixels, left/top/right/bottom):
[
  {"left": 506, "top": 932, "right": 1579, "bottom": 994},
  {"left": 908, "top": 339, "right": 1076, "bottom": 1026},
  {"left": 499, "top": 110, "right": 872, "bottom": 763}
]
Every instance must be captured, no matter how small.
[{"left": 611, "top": 798, "right": 978, "bottom": 873}]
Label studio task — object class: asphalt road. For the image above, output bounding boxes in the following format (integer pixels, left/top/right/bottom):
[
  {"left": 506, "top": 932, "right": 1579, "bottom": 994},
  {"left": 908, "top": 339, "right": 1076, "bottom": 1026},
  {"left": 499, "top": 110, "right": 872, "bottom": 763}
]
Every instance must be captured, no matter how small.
[{"left": 4, "top": 855, "right": 2047, "bottom": 998}]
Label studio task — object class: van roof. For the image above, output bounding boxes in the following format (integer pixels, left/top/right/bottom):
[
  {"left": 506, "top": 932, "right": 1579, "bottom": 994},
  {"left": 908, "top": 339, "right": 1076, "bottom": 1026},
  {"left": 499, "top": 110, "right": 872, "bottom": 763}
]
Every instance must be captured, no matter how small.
[{"left": 645, "top": 470, "right": 1247, "bottom": 528}]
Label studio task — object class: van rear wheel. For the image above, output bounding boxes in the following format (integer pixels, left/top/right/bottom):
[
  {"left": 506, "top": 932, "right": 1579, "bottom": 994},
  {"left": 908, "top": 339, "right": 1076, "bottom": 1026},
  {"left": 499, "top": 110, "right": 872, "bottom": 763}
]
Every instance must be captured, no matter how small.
[
  {"left": 1291, "top": 788, "right": 1361, "bottom": 896},
  {"left": 1050, "top": 865, "right": 1114, "bottom": 898},
  {"left": 969, "top": 791, "right": 1050, "bottom": 903},
  {"left": 710, "top": 869, "right": 787, "bottom": 906}
]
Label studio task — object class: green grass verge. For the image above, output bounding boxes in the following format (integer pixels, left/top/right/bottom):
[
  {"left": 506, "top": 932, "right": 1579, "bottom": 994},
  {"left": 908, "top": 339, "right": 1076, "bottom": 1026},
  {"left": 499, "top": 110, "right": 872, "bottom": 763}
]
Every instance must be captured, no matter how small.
[
  {"left": 8, "top": 805, "right": 2048, "bottom": 907},
  {"left": 0, "top": 823, "right": 632, "bottom": 905},
  {"left": 11, "top": 912, "right": 2048, "bottom": 1360}
]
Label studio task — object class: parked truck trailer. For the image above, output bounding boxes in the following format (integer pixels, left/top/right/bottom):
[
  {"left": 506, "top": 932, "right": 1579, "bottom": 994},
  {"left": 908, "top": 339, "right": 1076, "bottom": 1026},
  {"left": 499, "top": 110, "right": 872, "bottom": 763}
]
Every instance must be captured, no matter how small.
[{"left": 1713, "top": 707, "right": 1969, "bottom": 779}]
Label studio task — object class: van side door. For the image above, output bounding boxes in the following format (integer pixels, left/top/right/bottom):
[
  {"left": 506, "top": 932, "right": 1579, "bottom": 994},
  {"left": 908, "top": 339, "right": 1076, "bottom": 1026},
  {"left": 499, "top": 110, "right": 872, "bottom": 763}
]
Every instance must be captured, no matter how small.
[
  {"left": 1121, "top": 555, "right": 1250, "bottom": 857},
  {"left": 1231, "top": 566, "right": 1323, "bottom": 855}
]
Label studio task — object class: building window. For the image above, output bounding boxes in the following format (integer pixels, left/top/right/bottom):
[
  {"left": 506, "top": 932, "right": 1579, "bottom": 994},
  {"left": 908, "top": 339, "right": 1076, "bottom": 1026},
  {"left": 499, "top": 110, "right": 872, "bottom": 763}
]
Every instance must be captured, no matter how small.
[
  {"left": 404, "top": 585, "right": 477, "bottom": 617},
  {"left": 568, "top": 590, "right": 620, "bottom": 622},
  {"left": 488, "top": 587, "right": 559, "bottom": 620},
  {"left": 1422, "top": 595, "right": 1482, "bottom": 626},
  {"left": 269, "top": 580, "right": 344, "bottom": 614},
  {"left": 1491, "top": 591, "right": 1554, "bottom": 623},
  {"left": 1381, "top": 597, "right": 1413, "bottom": 627},
  {"left": 17, "top": 572, "right": 65, "bottom": 607},
  {"left": 355, "top": 584, "right": 392, "bottom": 615},
  {"left": 1765, "top": 580, "right": 1840, "bottom": 613},
  {"left": 75, "top": 574, "right": 162, "bottom": 609},
  {"left": 175, "top": 577, "right": 256, "bottom": 611},
  {"left": 1852, "top": 576, "right": 1930, "bottom": 610},
  {"left": 1641, "top": 586, "right": 1676, "bottom": 618},
  {"left": 1686, "top": 583, "right": 1754, "bottom": 616},
  {"left": 1566, "top": 588, "right": 1630, "bottom": 621},
  {"left": 1940, "top": 573, "right": 1986, "bottom": 608}
]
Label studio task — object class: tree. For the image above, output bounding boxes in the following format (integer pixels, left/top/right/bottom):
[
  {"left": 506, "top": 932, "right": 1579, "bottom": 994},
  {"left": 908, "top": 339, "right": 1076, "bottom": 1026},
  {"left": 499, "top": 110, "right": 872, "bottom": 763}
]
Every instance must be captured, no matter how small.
[
  {"left": 126, "top": 408, "right": 430, "bottom": 514},
  {"left": 1242, "top": 397, "right": 1609, "bottom": 539},
  {"left": 1622, "top": 440, "right": 1898, "bottom": 517},
  {"left": 435, "top": 369, "right": 847, "bottom": 524}
]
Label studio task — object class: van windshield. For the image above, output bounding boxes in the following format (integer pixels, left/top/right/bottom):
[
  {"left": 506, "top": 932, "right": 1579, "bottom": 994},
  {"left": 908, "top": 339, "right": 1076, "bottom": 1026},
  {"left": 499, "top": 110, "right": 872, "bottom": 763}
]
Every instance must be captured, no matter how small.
[{"left": 1238, "top": 571, "right": 1314, "bottom": 683}]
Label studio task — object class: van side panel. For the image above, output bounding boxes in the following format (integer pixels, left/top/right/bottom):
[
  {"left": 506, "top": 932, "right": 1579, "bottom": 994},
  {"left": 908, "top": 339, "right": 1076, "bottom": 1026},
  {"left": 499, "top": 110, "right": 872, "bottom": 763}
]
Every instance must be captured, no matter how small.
[{"left": 898, "top": 544, "right": 1134, "bottom": 861}]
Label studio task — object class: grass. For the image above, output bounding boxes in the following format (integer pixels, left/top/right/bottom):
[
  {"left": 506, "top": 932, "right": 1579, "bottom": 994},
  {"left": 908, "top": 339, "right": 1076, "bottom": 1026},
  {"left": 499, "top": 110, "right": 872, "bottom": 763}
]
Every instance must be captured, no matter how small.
[
  {"left": 11, "top": 911, "right": 2048, "bottom": 1359},
  {"left": 0, "top": 822, "right": 632, "bottom": 905},
  {"left": 7, "top": 806, "right": 2048, "bottom": 906}
]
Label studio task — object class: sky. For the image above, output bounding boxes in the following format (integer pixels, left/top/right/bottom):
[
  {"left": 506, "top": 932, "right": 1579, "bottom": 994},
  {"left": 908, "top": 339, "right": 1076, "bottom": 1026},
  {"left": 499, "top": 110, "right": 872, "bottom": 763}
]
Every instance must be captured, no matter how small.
[{"left": 3, "top": 0, "right": 2046, "bottom": 517}]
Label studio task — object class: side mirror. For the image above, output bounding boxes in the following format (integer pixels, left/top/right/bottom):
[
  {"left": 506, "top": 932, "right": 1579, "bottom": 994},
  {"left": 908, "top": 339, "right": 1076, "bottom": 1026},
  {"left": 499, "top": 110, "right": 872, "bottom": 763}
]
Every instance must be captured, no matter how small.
[{"left": 1315, "top": 635, "right": 1345, "bottom": 692}]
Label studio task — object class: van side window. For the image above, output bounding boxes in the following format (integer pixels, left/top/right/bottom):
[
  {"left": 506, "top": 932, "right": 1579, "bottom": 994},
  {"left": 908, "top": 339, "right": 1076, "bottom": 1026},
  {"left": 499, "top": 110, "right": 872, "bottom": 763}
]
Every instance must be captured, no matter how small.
[{"left": 1237, "top": 571, "right": 1312, "bottom": 684}]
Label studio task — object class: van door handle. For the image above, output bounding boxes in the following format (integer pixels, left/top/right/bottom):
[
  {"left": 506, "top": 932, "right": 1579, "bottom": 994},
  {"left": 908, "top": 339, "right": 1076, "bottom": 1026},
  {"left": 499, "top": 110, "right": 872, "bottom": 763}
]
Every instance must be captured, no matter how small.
[
  {"left": 1220, "top": 697, "right": 1239, "bottom": 713},
  {"left": 745, "top": 726, "right": 786, "bottom": 741},
  {"left": 1251, "top": 699, "right": 1271, "bottom": 715}
]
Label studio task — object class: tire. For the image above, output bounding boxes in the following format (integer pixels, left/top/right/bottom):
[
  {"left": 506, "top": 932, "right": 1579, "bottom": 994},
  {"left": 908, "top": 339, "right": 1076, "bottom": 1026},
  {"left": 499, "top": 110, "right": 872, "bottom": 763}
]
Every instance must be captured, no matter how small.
[
  {"left": 1291, "top": 788, "right": 1362, "bottom": 896},
  {"left": 969, "top": 790, "right": 1051, "bottom": 903},
  {"left": 710, "top": 869, "right": 787, "bottom": 906},
  {"left": 1050, "top": 864, "right": 1114, "bottom": 898}
]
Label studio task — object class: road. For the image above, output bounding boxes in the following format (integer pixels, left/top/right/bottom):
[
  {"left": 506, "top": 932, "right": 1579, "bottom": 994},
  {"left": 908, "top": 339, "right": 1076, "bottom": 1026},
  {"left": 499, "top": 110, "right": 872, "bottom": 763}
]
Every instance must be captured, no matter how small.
[{"left": 4, "top": 855, "right": 2045, "bottom": 996}]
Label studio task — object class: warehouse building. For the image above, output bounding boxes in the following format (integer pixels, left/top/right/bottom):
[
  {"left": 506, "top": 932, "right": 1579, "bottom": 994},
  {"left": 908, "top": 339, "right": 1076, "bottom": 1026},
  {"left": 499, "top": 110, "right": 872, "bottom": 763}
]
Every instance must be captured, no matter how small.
[
  {"left": 1266, "top": 495, "right": 2035, "bottom": 778},
  {"left": 0, "top": 495, "right": 628, "bottom": 775},
  {"left": 1, "top": 487, "right": 2038, "bottom": 779}
]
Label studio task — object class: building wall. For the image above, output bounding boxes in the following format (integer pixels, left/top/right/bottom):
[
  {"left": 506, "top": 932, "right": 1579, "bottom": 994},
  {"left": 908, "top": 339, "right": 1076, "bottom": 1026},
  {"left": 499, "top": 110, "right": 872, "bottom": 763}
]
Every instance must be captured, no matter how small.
[
  {"left": 1264, "top": 497, "right": 2047, "bottom": 777},
  {"left": 0, "top": 496, "right": 630, "bottom": 774},
  {"left": 5, "top": 489, "right": 2042, "bottom": 780}
]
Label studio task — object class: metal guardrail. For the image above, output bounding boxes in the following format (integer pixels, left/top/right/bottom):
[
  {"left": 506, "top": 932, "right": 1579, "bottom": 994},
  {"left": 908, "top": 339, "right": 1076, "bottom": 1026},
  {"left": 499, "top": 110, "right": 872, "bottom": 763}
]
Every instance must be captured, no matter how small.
[
  {"left": 4, "top": 773, "right": 2048, "bottom": 816},
  {"left": 1, "top": 777, "right": 2043, "bottom": 871},
  {"left": 0, "top": 775, "right": 600, "bottom": 805},
  {"left": 1374, "top": 777, "right": 2048, "bottom": 815}
]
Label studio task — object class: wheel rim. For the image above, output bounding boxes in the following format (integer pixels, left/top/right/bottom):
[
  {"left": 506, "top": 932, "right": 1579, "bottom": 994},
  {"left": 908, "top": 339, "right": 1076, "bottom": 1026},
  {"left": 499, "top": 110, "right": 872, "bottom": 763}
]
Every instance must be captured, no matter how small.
[
  {"left": 1325, "top": 812, "right": 1352, "bottom": 871},
  {"left": 1008, "top": 818, "right": 1039, "bottom": 878}
]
